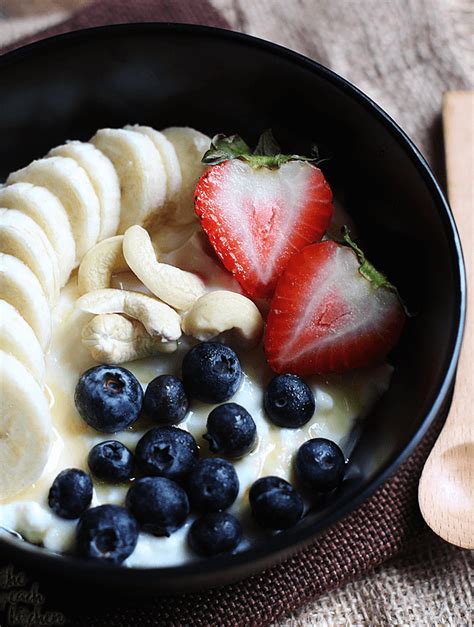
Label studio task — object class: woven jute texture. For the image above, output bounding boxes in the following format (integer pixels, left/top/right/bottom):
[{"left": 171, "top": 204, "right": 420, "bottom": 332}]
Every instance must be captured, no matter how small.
[
  {"left": 283, "top": 532, "right": 473, "bottom": 626},
  {"left": 1, "top": 1, "right": 472, "bottom": 625}
]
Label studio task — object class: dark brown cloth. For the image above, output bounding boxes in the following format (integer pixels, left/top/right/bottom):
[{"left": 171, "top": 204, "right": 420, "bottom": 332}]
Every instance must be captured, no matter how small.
[{"left": 0, "top": 2, "right": 449, "bottom": 625}]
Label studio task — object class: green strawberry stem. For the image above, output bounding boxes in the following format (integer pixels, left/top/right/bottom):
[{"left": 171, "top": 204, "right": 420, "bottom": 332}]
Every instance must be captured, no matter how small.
[
  {"left": 202, "top": 129, "right": 322, "bottom": 170},
  {"left": 340, "top": 226, "right": 410, "bottom": 316}
]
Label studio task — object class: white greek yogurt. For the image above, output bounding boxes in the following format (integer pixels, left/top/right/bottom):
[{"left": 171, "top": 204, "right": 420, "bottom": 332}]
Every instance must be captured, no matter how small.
[{"left": 0, "top": 227, "right": 393, "bottom": 567}]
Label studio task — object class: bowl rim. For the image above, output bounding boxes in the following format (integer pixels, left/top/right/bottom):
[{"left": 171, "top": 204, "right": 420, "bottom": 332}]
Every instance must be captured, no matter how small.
[{"left": 0, "top": 22, "right": 466, "bottom": 582}]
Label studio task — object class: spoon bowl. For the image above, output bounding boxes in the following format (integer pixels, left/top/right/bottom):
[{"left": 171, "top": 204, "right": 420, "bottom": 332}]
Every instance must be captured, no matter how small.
[{"left": 420, "top": 442, "right": 474, "bottom": 548}]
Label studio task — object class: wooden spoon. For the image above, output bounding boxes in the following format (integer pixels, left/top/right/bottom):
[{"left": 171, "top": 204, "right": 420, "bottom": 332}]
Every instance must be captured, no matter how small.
[{"left": 418, "top": 91, "right": 474, "bottom": 549}]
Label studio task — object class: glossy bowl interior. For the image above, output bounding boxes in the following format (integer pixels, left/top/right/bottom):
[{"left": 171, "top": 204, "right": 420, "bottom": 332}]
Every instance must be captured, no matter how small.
[{"left": 0, "top": 24, "right": 465, "bottom": 593}]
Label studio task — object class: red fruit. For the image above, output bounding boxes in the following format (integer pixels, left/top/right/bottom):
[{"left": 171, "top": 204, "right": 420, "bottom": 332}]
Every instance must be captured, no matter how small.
[
  {"left": 194, "top": 133, "right": 333, "bottom": 299},
  {"left": 264, "top": 234, "right": 406, "bottom": 375}
]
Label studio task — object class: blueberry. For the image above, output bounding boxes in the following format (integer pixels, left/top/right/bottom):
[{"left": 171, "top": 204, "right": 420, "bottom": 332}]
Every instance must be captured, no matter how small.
[
  {"left": 87, "top": 440, "right": 134, "bottom": 482},
  {"left": 76, "top": 504, "right": 139, "bottom": 564},
  {"left": 75, "top": 365, "right": 143, "bottom": 433},
  {"left": 204, "top": 403, "right": 257, "bottom": 458},
  {"left": 249, "top": 476, "right": 304, "bottom": 530},
  {"left": 135, "top": 427, "right": 198, "bottom": 483},
  {"left": 295, "top": 438, "right": 346, "bottom": 492},
  {"left": 189, "top": 512, "right": 242, "bottom": 557},
  {"left": 264, "top": 374, "right": 315, "bottom": 428},
  {"left": 48, "top": 468, "right": 93, "bottom": 519},
  {"left": 126, "top": 476, "right": 189, "bottom": 536},
  {"left": 187, "top": 458, "right": 239, "bottom": 513},
  {"left": 143, "top": 375, "right": 189, "bottom": 425},
  {"left": 182, "top": 342, "right": 242, "bottom": 403}
]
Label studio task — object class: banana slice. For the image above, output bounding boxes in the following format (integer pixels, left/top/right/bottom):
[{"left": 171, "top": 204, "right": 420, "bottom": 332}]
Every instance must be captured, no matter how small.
[
  {"left": 0, "top": 253, "right": 51, "bottom": 348},
  {"left": 7, "top": 156, "right": 101, "bottom": 263},
  {"left": 0, "top": 301, "right": 45, "bottom": 384},
  {"left": 0, "top": 351, "right": 52, "bottom": 500},
  {"left": 161, "top": 127, "right": 211, "bottom": 224},
  {"left": 0, "top": 182, "right": 75, "bottom": 286},
  {"left": 91, "top": 128, "right": 167, "bottom": 232},
  {"left": 49, "top": 141, "right": 121, "bottom": 240},
  {"left": 77, "top": 235, "right": 128, "bottom": 295},
  {"left": 123, "top": 225, "right": 205, "bottom": 311},
  {"left": 124, "top": 125, "right": 182, "bottom": 203},
  {"left": 0, "top": 208, "right": 60, "bottom": 305},
  {"left": 77, "top": 289, "right": 182, "bottom": 340}
]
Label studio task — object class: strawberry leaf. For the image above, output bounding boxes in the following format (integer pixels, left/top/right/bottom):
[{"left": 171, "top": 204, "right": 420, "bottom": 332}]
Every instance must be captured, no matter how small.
[
  {"left": 202, "top": 131, "right": 329, "bottom": 170},
  {"left": 340, "top": 226, "right": 411, "bottom": 316},
  {"left": 253, "top": 129, "right": 281, "bottom": 156},
  {"left": 202, "top": 134, "right": 251, "bottom": 165},
  {"left": 310, "top": 143, "right": 332, "bottom": 166}
]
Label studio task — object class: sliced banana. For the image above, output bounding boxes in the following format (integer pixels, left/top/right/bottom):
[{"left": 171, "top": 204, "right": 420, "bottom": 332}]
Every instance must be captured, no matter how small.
[
  {"left": 123, "top": 225, "right": 205, "bottom": 311},
  {"left": 182, "top": 290, "right": 264, "bottom": 349},
  {"left": 161, "top": 127, "right": 211, "bottom": 224},
  {"left": 0, "top": 301, "right": 45, "bottom": 384},
  {"left": 77, "top": 235, "right": 128, "bottom": 295},
  {"left": 91, "top": 128, "right": 167, "bottom": 232},
  {"left": 0, "top": 208, "right": 60, "bottom": 305},
  {"left": 0, "top": 253, "right": 51, "bottom": 348},
  {"left": 77, "top": 288, "right": 182, "bottom": 341},
  {"left": 0, "top": 182, "right": 75, "bottom": 286},
  {"left": 82, "top": 314, "right": 177, "bottom": 364},
  {"left": 49, "top": 141, "right": 121, "bottom": 240},
  {"left": 124, "top": 125, "right": 182, "bottom": 203},
  {"left": 7, "top": 156, "right": 101, "bottom": 263},
  {"left": 0, "top": 351, "right": 53, "bottom": 500}
]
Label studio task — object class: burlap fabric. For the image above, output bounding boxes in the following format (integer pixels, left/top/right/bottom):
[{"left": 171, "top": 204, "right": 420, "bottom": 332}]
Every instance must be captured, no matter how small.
[{"left": 0, "top": 1, "right": 472, "bottom": 625}]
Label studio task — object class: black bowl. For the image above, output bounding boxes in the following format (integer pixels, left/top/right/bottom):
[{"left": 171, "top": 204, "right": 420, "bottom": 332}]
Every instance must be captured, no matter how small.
[{"left": 0, "top": 24, "right": 465, "bottom": 593}]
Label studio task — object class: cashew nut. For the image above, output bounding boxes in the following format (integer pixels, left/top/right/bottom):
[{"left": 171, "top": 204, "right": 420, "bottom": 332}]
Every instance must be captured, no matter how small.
[
  {"left": 82, "top": 314, "right": 177, "bottom": 363},
  {"left": 77, "top": 236, "right": 128, "bottom": 295},
  {"left": 77, "top": 288, "right": 181, "bottom": 341},
  {"left": 181, "top": 290, "right": 264, "bottom": 349},
  {"left": 123, "top": 225, "right": 205, "bottom": 311}
]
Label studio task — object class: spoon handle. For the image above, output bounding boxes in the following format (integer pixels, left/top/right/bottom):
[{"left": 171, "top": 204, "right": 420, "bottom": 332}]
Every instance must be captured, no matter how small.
[{"left": 440, "top": 91, "right": 473, "bottom": 449}]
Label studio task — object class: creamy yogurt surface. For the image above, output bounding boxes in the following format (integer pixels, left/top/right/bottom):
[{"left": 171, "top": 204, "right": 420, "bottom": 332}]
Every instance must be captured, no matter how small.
[{"left": 0, "top": 228, "right": 392, "bottom": 566}]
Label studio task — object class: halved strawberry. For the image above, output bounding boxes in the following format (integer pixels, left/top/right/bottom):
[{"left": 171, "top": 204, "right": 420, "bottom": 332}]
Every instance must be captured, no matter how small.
[
  {"left": 194, "top": 132, "right": 333, "bottom": 299},
  {"left": 264, "top": 230, "right": 406, "bottom": 375}
]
